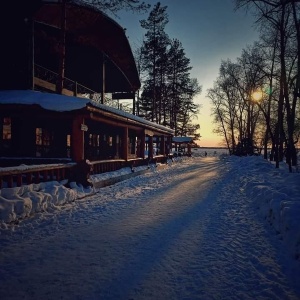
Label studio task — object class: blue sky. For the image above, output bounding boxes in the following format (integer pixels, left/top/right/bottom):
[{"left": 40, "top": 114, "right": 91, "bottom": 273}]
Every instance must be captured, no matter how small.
[{"left": 114, "top": 0, "right": 260, "bottom": 147}]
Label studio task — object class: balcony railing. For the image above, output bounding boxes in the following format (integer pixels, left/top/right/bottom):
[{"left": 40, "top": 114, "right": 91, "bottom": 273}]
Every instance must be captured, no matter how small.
[{"left": 34, "top": 64, "right": 102, "bottom": 102}]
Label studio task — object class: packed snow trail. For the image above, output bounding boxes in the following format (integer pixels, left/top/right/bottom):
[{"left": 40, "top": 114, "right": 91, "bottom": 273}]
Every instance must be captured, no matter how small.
[{"left": 0, "top": 156, "right": 299, "bottom": 299}]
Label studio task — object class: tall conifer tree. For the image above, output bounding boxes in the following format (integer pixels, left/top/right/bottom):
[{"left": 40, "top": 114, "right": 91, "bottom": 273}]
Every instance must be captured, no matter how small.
[
  {"left": 139, "top": 2, "right": 169, "bottom": 122},
  {"left": 138, "top": 2, "right": 201, "bottom": 139}
]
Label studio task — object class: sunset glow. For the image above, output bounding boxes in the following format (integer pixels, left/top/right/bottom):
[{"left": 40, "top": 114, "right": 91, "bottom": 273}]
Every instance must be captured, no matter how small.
[{"left": 251, "top": 90, "right": 263, "bottom": 102}]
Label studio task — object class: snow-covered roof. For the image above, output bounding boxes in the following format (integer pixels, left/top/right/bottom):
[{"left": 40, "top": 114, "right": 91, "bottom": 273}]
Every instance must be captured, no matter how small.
[
  {"left": 173, "top": 136, "right": 193, "bottom": 143},
  {"left": 89, "top": 103, "right": 174, "bottom": 134},
  {"left": 0, "top": 90, "right": 174, "bottom": 134},
  {"left": 0, "top": 90, "right": 89, "bottom": 111}
]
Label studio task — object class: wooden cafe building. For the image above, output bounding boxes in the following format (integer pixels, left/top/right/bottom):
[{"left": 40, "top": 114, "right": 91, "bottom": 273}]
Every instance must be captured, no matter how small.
[{"left": 0, "top": 1, "right": 174, "bottom": 187}]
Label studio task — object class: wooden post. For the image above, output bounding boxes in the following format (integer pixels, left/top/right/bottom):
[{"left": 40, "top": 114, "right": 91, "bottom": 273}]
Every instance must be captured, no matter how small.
[
  {"left": 56, "top": 0, "right": 66, "bottom": 94},
  {"left": 148, "top": 136, "right": 153, "bottom": 159},
  {"left": 115, "top": 134, "right": 120, "bottom": 158},
  {"left": 140, "top": 132, "right": 145, "bottom": 159},
  {"left": 188, "top": 143, "right": 192, "bottom": 156},
  {"left": 29, "top": 17, "right": 35, "bottom": 90},
  {"left": 72, "top": 115, "right": 85, "bottom": 162},
  {"left": 122, "top": 127, "right": 128, "bottom": 160},
  {"left": 43, "top": 170, "right": 48, "bottom": 182},
  {"left": 167, "top": 136, "right": 172, "bottom": 155},
  {"left": 55, "top": 169, "right": 60, "bottom": 181},
  {"left": 26, "top": 173, "right": 33, "bottom": 185},
  {"left": 34, "top": 171, "right": 40, "bottom": 184},
  {"left": 132, "top": 92, "right": 135, "bottom": 115},
  {"left": 160, "top": 136, "right": 165, "bottom": 155},
  {"left": 74, "top": 81, "right": 78, "bottom": 97},
  {"left": 16, "top": 174, "right": 22, "bottom": 187},
  {"left": 101, "top": 54, "right": 105, "bottom": 104},
  {"left": 7, "top": 175, "right": 13, "bottom": 188}
]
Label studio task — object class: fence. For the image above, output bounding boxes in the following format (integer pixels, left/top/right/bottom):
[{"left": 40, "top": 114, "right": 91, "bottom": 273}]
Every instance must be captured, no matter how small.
[{"left": 0, "top": 156, "right": 168, "bottom": 189}]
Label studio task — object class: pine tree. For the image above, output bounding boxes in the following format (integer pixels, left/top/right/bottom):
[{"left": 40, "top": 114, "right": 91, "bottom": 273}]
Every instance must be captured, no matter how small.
[
  {"left": 139, "top": 2, "right": 170, "bottom": 122},
  {"left": 138, "top": 2, "right": 201, "bottom": 140},
  {"left": 167, "top": 39, "right": 195, "bottom": 134}
]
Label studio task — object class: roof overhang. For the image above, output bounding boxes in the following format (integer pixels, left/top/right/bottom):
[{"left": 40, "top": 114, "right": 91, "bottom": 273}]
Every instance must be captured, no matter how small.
[
  {"left": 34, "top": 1, "right": 141, "bottom": 92},
  {"left": 0, "top": 90, "right": 173, "bottom": 136},
  {"left": 173, "top": 137, "right": 193, "bottom": 143}
]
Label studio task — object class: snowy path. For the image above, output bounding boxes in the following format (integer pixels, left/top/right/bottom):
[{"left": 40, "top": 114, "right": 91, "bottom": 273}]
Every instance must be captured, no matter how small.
[{"left": 0, "top": 157, "right": 299, "bottom": 299}]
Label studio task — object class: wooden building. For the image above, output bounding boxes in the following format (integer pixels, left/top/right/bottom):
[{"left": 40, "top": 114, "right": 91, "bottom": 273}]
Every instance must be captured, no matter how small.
[
  {"left": 172, "top": 136, "right": 194, "bottom": 156},
  {"left": 0, "top": 1, "right": 174, "bottom": 186},
  {"left": 0, "top": 90, "right": 173, "bottom": 164}
]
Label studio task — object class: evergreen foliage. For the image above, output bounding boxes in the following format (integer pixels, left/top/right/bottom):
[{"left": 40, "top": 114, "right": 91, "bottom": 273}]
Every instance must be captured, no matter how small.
[{"left": 138, "top": 2, "right": 201, "bottom": 139}]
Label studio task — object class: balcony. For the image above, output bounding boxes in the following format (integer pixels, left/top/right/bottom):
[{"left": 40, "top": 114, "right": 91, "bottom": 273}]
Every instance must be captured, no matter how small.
[{"left": 34, "top": 64, "right": 102, "bottom": 102}]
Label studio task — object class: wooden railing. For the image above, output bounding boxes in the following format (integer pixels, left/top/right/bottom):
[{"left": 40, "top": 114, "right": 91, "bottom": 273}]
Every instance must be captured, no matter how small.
[
  {"left": 0, "top": 156, "right": 168, "bottom": 189},
  {"left": 0, "top": 164, "right": 74, "bottom": 189},
  {"left": 90, "top": 158, "right": 147, "bottom": 175},
  {"left": 34, "top": 64, "right": 102, "bottom": 102}
]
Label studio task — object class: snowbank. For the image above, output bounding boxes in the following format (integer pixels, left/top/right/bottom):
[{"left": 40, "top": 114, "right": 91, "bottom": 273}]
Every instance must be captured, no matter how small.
[
  {"left": 235, "top": 156, "right": 300, "bottom": 259},
  {"left": 0, "top": 162, "right": 161, "bottom": 226},
  {"left": 0, "top": 180, "right": 93, "bottom": 225}
]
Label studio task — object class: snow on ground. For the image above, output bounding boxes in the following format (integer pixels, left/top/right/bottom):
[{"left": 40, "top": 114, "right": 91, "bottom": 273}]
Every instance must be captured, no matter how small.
[
  {"left": 0, "top": 149, "right": 220, "bottom": 225},
  {"left": 0, "top": 149, "right": 299, "bottom": 299},
  {"left": 0, "top": 147, "right": 299, "bottom": 262}
]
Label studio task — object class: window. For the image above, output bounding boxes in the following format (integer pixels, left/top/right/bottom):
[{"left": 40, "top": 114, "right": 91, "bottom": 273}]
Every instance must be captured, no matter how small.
[
  {"left": 87, "top": 133, "right": 100, "bottom": 159},
  {"left": 2, "top": 117, "right": 12, "bottom": 153},
  {"left": 67, "top": 134, "right": 71, "bottom": 158},
  {"left": 128, "top": 135, "right": 136, "bottom": 155},
  {"left": 108, "top": 136, "right": 113, "bottom": 147},
  {"left": 36, "top": 128, "right": 53, "bottom": 157},
  {"left": 2, "top": 117, "right": 11, "bottom": 141}
]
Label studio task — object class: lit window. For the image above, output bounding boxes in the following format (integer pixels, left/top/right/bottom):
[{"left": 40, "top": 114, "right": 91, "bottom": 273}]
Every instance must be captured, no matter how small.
[
  {"left": 36, "top": 128, "right": 43, "bottom": 145},
  {"left": 109, "top": 136, "right": 113, "bottom": 147},
  {"left": 3, "top": 117, "right": 11, "bottom": 140},
  {"left": 35, "top": 127, "right": 53, "bottom": 157},
  {"left": 67, "top": 134, "right": 71, "bottom": 158},
  {"left": 67, "top": 134, "right": 71, "bottom": 147}
]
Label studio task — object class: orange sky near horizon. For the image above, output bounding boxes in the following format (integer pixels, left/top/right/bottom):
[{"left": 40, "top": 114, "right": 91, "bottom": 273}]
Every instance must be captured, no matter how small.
[{"left": 194, "top": 94, "right": 225, "bottom": 148}]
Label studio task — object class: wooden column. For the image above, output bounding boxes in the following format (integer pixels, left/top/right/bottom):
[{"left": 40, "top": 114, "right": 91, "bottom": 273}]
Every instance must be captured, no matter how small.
[
  {"left": 115, "top": 134, "right": 120, "bottom": 158},
  {"left": 167, "top": 136, "right": 172, "bottom": 155},
  {"left": 140, "top": 132, "right": 146, "bottom": 159},
  {"left": 72, "top": 115, "right": 85, "bottom": 162},
  {"left": 188, "top": 143, "right": 192, "bottom": 155},
  {"left": 122, "top": 127, "right": 128, "bottom": 160},
  {"left": 29, "top": 17, "right": 35, "bottom": 90},
  {"left": 132, "top": 92, "right": 135, "bottom": 115},
  {"left": 56, "top": 0, "right": 66, "bottom": 94},
  {"left": 148, "top": 136, "right": 154, "bottom": 159},
  {"left": 160, "top": 136, "right": 165, "bottom": 155},
  {"left": 101, "top": 54, "right": 105, "bottom": 104}
]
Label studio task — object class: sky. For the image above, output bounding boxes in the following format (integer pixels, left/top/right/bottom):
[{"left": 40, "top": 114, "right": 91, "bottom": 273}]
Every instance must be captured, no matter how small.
[
  {"left": 1, "top": 151, "right": 300, "bottom": 298},
  {"left": 114, "top": 0, "right": 261, "bottom": 147}
]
